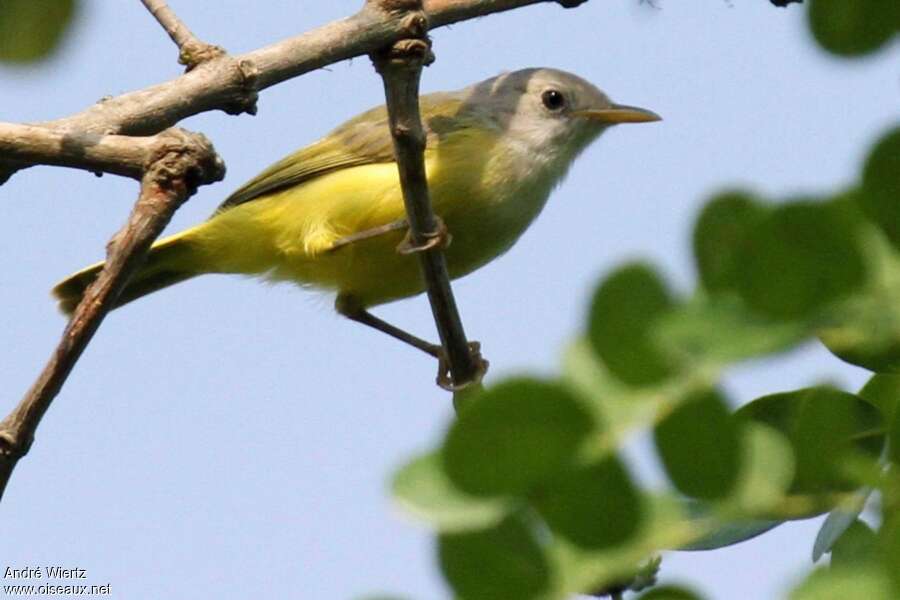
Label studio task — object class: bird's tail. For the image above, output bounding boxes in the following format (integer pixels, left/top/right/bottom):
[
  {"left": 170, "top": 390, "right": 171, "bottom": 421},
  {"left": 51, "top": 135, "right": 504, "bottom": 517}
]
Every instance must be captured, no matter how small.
[{"left": 52, "top": 229, "right": 200, "bottom": 317}]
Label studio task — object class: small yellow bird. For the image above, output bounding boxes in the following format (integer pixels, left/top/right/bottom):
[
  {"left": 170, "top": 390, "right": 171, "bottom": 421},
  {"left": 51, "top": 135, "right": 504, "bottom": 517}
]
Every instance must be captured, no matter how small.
[{"left": 54, "top": 68, "right": 659, "bottom": 360}]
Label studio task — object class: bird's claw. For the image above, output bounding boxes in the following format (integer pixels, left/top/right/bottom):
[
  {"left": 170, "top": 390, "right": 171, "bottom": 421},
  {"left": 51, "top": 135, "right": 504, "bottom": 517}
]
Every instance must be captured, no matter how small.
[
  {"left": 435, "top": 341, "right": 489, "bottom": 391},
  {"left": 397, "top": 216, "right": 452, "bottom": 255}
]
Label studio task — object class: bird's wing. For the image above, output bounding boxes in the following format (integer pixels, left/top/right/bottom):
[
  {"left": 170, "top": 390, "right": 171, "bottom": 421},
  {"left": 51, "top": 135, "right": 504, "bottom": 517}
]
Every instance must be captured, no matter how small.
[{"left": 215, "top": 92, "right": 466, "bottom": 213}]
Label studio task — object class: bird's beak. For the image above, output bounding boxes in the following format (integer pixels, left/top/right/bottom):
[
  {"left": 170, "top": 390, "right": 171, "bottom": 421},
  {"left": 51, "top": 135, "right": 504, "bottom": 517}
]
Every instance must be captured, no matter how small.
[{"left": 574, "top": 104, "right": 662, "bottom": 124}]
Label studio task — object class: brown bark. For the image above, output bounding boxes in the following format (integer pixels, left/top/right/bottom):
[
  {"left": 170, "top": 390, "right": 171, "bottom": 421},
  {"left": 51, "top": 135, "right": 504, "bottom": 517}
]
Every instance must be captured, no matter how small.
[{"left": 0, "top": 130, "right": 224, "bottom": 501}]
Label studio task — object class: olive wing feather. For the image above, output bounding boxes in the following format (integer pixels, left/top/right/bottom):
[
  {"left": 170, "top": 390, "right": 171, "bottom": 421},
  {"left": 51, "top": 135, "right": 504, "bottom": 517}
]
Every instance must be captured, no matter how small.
[{"left": 215, "top": 92, "right": 465, "bottom": 213}]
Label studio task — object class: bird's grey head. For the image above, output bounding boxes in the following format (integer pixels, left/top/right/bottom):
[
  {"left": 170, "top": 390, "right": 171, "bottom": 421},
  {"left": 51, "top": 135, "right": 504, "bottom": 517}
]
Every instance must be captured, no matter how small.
[{"left": 460, "top": 68, "right": 660, "bottom": 174}]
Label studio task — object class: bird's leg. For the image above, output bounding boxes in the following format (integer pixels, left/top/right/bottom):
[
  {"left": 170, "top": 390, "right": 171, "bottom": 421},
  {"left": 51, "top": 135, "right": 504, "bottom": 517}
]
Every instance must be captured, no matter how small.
[
  {"left": 335, "top": 294, "right": 442, "bottom": 358},
  {"left": 335, "top": 295, "right": 485, "bottom": 390},
  {"left": 326, "top": 219, "right": 409, "bottom": 253},
  {"left": 327, "top": 216, "right": 452, "bottom": 256}
]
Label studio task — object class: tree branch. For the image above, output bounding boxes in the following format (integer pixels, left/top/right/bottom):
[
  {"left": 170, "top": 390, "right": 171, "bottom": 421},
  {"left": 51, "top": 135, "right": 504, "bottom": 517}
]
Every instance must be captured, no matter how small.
[
  {"left": 0, "top": 122, "right": 198, "bottom": 180},
  {"left": 0, "top": 0, "right": 590, "bottom": 185},
  {"left": 138, "top": 0, "right": 225, "bottom": 69},
  {"left": 426, "top": 0, "right": 588, "bottom": 26},
  {"left": 370, "top": 0, "right": 486, "bottom": 391},
  {"left": 0, "top": 129, "right": 224, "bottom": 501}
]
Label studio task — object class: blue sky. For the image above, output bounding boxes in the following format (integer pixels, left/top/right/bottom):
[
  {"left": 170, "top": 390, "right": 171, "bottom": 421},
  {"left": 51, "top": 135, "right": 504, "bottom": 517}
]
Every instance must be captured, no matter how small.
[{"left": 1, "top": 1, "right": 897, "bottom": 598}]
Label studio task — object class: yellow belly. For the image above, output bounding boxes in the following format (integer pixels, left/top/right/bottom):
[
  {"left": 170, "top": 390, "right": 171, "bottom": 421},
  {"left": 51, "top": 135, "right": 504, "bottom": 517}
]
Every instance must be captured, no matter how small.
[{"left": 187, "top": 135, "right": 551, "bottom": 307}]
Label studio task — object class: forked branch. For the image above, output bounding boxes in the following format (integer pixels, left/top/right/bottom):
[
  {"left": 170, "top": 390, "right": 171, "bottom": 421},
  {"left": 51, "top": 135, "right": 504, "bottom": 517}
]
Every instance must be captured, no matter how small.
[
  {"left": 138, "top": 0, "right": 225, "bottom": 69},
  {"left": 0, "top": 130, "right": 224, "bottom": 501}
]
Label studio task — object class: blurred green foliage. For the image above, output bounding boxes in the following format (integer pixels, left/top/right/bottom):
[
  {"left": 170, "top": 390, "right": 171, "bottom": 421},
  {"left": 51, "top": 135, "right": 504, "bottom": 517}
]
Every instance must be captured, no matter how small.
[
  {"left": 0, "top": 0, "right": 78, "bottom": 64},
  {"left": 808, "top": 0, "right": 900, "bottom": 57},
  {"left": 654, "top": 389, "right": 740, "bottom": 500},
  {"left": 443, "top": 378, "right": 594, "bottom": 496},
  {"left": 388, "top": 2, "right": 900, "bottom": 598},
  {"left": 588, "top": 263, "right": 680, "bottom": 386},
  {"left": 438, "top": 515, "right": 551, "bottom": 600}
]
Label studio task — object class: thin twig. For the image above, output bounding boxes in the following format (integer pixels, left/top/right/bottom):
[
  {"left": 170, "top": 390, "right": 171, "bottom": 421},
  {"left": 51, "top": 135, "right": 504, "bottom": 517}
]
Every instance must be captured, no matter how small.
[
  {"left": 426, "top": 0, "right": 589, "bottom": 26},
  {"left": 0, "top": 129, "right": 224, "bottom": 502},
  {"left": 370, "top": 0, "right": 485, "bottom": 391},
  {"left": 0, "top": 0, "right": 591, "bottom": 185},
  {"left": 138, "top": 0, "right": 224, "bottom": 69}
]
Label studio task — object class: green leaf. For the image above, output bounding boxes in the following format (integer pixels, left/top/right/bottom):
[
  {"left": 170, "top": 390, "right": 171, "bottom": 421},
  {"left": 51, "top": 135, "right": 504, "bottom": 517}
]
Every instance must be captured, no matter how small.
[
  {"left": 443, "top": 378, "right": 594, "bottom": 496},
  {"left": 859, "top": 374, "right": 900, "bottom": 425},
  {"left": 657, "top": 294, "right": 808, "bottom": 366},
  {"left": 859, "top": 374, "right": 900, "bottom": 467},
  {"left": 679, "top": 518, "right": 782, "bottom": 551},
  {"left": 693, "top": 190, "right": 769, "bottom": 293},
  {"left": 678, "top": 423, "right": 795, "bottom": 550},
  {"left": 725, "top": 423, "right": 796, "bottom": 514},
  {"left": 808, "top": 0, "right": 899, "bottom": 57},
  {"left": 391, "top": 452, "right": 511, "bottom": 532},
  {"left": 636, "top": 586, "right": 704, "bottom": 600},
  {"left": 830, "top": 519, "right": 878, "bottom": 568},
  {"left": 588, "top": 263, "right": 679, "bottom": 386},
  {"left": 653, "top": 389, "right": 741, "bottom": 500},
  {"left": 0, "top": 0, "right": 77, "bottom": 63},
  {"left": 736, "top": 387, "right": 884, "bottom": 496},
  {"left": 880, "top": 516, "right": 900, "bottom": 591},
  {"left": 818, "top": 223, "right": 900, "bottom": 372},
  {"left": 532, "top": 457, "right": 642, "bottom": 549},
  {"left": 819, "top": 295, "right": 900, "bottom": 373},
  {"left": 736, "top": 201, "right": 866, "bottom": 319},
  {"left": 438, "top": 515, "right": 551, "bottom": 600},
  {"left": 790, "top": 566, "right": 894, "bottom": 600},
  {"left": 552, "top": 495, "right": 698, "bottom": 596},
  {"left": 812, "top": 489, "right": 872, "bottom": 562},
  {"left": 859, "top": 128, "right": 900, "bottom": 250}
]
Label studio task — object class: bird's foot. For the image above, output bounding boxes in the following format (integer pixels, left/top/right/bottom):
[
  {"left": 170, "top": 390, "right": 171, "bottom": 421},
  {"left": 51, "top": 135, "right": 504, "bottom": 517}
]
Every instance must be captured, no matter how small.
[
  {"left": 396, "top": 216, "right": 452, "bottom": 255},
  {"left": 435, "top": 341, "right": 489, "bottom": 391}
]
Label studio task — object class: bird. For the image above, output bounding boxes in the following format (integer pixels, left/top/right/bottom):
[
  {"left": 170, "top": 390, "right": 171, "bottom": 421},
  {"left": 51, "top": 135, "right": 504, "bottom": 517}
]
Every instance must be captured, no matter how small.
[{"left": 53, "top": 67, "right": 660, "bottom": 378}]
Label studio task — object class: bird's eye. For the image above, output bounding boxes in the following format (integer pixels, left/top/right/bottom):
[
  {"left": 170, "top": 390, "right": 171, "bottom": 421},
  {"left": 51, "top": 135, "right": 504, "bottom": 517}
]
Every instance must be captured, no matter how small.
[{"left": 541, "top": 89, "right": 566, "bottom": 111}]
